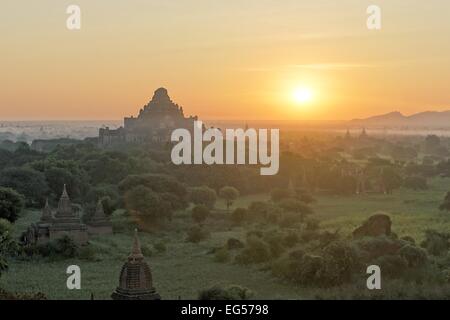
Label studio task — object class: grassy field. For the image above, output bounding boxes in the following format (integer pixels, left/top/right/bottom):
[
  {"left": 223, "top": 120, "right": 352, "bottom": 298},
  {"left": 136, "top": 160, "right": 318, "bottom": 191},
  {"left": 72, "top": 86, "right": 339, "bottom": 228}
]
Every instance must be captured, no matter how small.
[{"left": 1, "top": 177, "right": 449, "bottom": 299}]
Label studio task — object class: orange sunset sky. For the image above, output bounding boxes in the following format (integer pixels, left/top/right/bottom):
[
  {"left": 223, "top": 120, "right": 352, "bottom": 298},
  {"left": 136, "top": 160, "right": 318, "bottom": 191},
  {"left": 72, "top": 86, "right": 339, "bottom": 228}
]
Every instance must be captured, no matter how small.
[{"left": 1, "top": 0, "right": 450, "bottom": 121}]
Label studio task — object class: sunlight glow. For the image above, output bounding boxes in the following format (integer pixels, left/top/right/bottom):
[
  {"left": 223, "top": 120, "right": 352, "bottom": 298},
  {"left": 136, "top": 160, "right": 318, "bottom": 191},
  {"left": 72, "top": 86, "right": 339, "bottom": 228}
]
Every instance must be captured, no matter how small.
[{"left": 292, "top": 87, "right": 314, "bottom": 104}]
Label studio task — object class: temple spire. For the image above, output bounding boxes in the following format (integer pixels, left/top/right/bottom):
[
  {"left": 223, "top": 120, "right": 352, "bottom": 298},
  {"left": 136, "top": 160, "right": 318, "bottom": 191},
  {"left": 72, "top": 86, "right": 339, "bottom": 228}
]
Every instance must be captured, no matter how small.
[
  {"left": 93, "top": 200, "right": 106, "bottom": 219},
  {"left": 130, "top": 229, "right": 144, "bottom": 260},
  {"left": 55, "top": 184, "right": 74, "bottom": 217},
  {"left": 40, "top": 198, "right": 52, "bottom": 223},
  {"left": 61, "top": 184, "right": 69, "bottom": 199}
]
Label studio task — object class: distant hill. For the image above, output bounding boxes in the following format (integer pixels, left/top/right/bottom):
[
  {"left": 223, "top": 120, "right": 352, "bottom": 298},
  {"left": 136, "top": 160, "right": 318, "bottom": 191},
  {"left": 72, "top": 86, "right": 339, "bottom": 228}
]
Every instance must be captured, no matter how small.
[{"left": 351, "top": 111, "right": 450, "bottom": 128}]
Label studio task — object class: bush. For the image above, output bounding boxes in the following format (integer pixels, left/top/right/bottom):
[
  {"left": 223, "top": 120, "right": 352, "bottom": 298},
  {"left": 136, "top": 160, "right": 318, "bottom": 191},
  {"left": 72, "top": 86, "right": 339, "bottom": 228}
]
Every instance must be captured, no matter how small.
[
  {"left": 372, "top": 255, "right": 408, "bottom": 278},
  {"left": 55, "top": 236, "right": 79, "bottom": 258},
  {"left": 421, "top": 230, "right": 450, "bottom": 256},
  {"left": 354, "top": 236, "right": 404, "bottom": 261},
  {"left": 214, "top": 247, "right": 230, "bottom": 263},
  {"left": 36, "top": 236, "right": 79, "bottom": 259},
  {"left": 273, "top": 242, "right": 361, "bottom": 287},
  {"left": 283, "top": 232, "right": 299, "bottom": 248},
  {"left": 235, "top": 236, "right": 271, "bottom": 264},
  {"left": 191, "top": 205, "right": 210, "bottom": 225},
  {"left": 399, "top": 245, "right": 428, "bottom": 268},
  {"left": 189, "top": 186, "right": 217, "bottom": 209},
  {"left": 270, "top": 188, "right": 291, "bottom": 202},
  {"left": 198, "top": 285, "right": 253, "bottom": 300},
  {"left": 227, "top": 238, "right": 244, "bottom": 250},
  {"left": 0, "top": 219, "right": 12, "bottom": 236},
  {"left": 0, "top": 187, "right": 25, "bottom": 223},
  {"left": 403, "top": 176, "right": 428, "bottom": 190},
  {"left": 186, "top": 226, "right": 210, "bottom": 243},
  {"left": 248, "top": 201, "right": 271, "bottom": 220},
  {"left": 231, "top": 208, "right": 247, "bottom": 225},
  {"left": 278, "top": 199, "right": 313, "bottom": 218},
  {"left": 305, "top": 217, "right": 320, "bottom": 231}
]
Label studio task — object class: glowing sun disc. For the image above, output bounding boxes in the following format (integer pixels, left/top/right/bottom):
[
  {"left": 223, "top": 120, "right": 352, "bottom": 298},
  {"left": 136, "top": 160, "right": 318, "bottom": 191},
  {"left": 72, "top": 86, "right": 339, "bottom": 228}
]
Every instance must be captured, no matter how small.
[{"left": 293, "top": 87, "right": 313, "bottom": 104}]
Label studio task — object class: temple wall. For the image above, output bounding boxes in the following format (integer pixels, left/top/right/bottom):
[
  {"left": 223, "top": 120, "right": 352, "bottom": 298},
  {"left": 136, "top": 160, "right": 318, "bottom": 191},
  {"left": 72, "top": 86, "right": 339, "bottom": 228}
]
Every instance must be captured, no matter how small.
[{"left": 88, "top": 225, "right": 113, "bottom": 236}]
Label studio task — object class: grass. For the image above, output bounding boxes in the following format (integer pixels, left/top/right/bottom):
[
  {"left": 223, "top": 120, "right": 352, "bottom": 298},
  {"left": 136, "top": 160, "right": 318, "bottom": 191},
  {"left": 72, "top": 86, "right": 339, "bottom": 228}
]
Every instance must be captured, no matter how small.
[{"left": 1, "top": 177, "right": 449, "bottom": 299}]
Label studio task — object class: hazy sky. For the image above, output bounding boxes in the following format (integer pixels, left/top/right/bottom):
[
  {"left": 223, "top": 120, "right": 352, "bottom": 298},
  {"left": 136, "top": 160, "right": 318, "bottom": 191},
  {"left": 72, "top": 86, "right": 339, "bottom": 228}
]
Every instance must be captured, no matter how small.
[{"left": 1, "top": 0, "right": 450, "bottom": 120}]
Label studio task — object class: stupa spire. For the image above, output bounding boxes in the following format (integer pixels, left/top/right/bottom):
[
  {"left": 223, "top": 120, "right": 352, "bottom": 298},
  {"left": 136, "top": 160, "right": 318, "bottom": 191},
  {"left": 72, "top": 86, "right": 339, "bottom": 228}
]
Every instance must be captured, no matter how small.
[
  {"left": 62, "top": 184, "right": 69, "bottom": 199},
  {"left": 130, "top": 229, "right": 144, "bottom": 260},
  {"left": 93, "top": 200, "right": 106, "bottom": 219},
  {"left": 56, "top": 184, "right": 74, "bottom": 217},
  {"left": 40, "top": 198, "right": 52, "bottom": 223}
]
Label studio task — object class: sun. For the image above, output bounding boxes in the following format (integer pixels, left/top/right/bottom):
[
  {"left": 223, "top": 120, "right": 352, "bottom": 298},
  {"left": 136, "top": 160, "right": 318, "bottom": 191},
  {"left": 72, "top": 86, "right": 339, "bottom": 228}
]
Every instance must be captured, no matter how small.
[{"left": 292, "top": 87, "right": 314, "bottom": 104}]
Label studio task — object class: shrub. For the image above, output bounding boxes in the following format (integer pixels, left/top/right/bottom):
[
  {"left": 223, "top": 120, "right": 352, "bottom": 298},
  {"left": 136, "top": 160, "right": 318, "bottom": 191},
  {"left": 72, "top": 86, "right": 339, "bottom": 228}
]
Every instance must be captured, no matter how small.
[
  {"left": 198, "top": 285, "right": 253, "bottom": 300},
  {"left": 227, "top": 238, "right": 244, "bottom": 250},
  {"left": 189, "top": 186, "right": 217, "bottom": 209},
  {"left": 421, "top": 230, "right": 450, "bottom": 256},
  {"left": 248, "top": 201, "right": 270, "bottom": 220},
  {"left": 263, "top": 232, "right": 285, "bottom": 258},
  {"left": 399, "top": 245, "right": 428, "bottom": 268},
  {"left": 0, "top": 219, "right": 12, "bottom": 236},
  {"left": 278, "top": 199, "right": 313, "bottom": 219},
  {"left": 186, "top": 226, "right": 210, "bottom": 243},
  {"left": 191, "top": 205, "right": 210, "bottom": 225},
  {"left": 0, "top": 187, "right": 25, "bottom": 223},
  {"left": 305, "top": 217, "right": 320, "bottom": 231},
  {"left": 54, "top": 236, "right": 79, "bottom": 258},
  {"left": 403, "top": 176, "right": 428, "bottom": 190},
  {"left": 35, "top": 236, "right": 79, "bottom": 259},
  {"left": 372, "top": 255, "right": 408, "bottom": 278},
  {"left": 0, "top": 288, "right": 47, "bottom": 300},
  {"left": 270, "top": 188, "right": 291, "bottom": 203},
  {"left": 283, "top": 232, "right": 299, "bottom": 248},
  {"left": 214, "top": 247, "right": 230, "bottom": 263},
  {"left": 354, "top": 236, "right": 404, "bottom": 261},
  {"left": 231, "top": 208, "right": 247, "bottom": 225},
  {"left": 235, "top": 236, "right": 270, "bottom": 264}
]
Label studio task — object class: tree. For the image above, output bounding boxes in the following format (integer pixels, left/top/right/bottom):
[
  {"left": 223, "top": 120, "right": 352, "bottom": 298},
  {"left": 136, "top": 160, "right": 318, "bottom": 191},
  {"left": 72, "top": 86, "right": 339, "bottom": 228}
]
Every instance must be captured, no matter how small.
[
  {"left": 124, "top": 186, "right": 171, "bottom": 222},
  {"left": 219, "top": 186, "right": 239, "bottom": 212},
  {"left": 403, "top": 176, "right": 428, "bottom": 190},
  {"left": 189, "top": 186, "right": 217, "bottom": 209},
  {"left": 270, "top": 188, "right": 291, "bottom": 203},
  {"left": 278, "top": 199, "right": 313, "bottom": 219},
  {"left": 191, "top": 205, "right": 210, "bottom": 225},
  {"left": 0, "top": 187, "right": 25, "bottom": 222},
  {"left": 0, "top": 167, "right": 48, "bottom": 207},
  {"left": 0, "top": 218, "right": 14, "bottom": 279},
  {"left": 439, "top": 192, "right": 450, "bottom": 212},
  {"left": 425, "top": 135, "right": 440, "bottom": 153}
]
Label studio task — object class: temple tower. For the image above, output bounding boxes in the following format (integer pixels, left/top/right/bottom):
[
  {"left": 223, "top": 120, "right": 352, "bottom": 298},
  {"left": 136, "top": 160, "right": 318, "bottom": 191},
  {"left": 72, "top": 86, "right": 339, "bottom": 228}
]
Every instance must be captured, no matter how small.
[
  {"left": 112, "top": 230, "right": 161, "bottom": 300},
  {"left": 87, "top": 200, "right": 113, "bottom": 235},
  {"left": 49, "top": 184, "right": 88, "bottom": 245}
]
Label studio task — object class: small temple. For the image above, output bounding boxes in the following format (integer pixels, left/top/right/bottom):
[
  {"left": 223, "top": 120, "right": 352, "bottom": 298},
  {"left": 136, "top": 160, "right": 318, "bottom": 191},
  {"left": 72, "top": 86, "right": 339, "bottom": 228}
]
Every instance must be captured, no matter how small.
[
  {"left": 111, "top": 230, "right": 161, "bottom": 300},
  {"left": 23, "top": 185, "right": 89, "bottom": 245},
  {"left": 87, "top": 200, "right": 113, "bottom": 235}
]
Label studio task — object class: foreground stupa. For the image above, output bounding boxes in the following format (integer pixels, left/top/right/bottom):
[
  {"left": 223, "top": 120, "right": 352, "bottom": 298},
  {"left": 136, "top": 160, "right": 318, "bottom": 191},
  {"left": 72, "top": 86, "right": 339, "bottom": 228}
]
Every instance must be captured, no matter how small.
[{"left": 111, "top": 230, "right": 161, "bottom": 300}]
